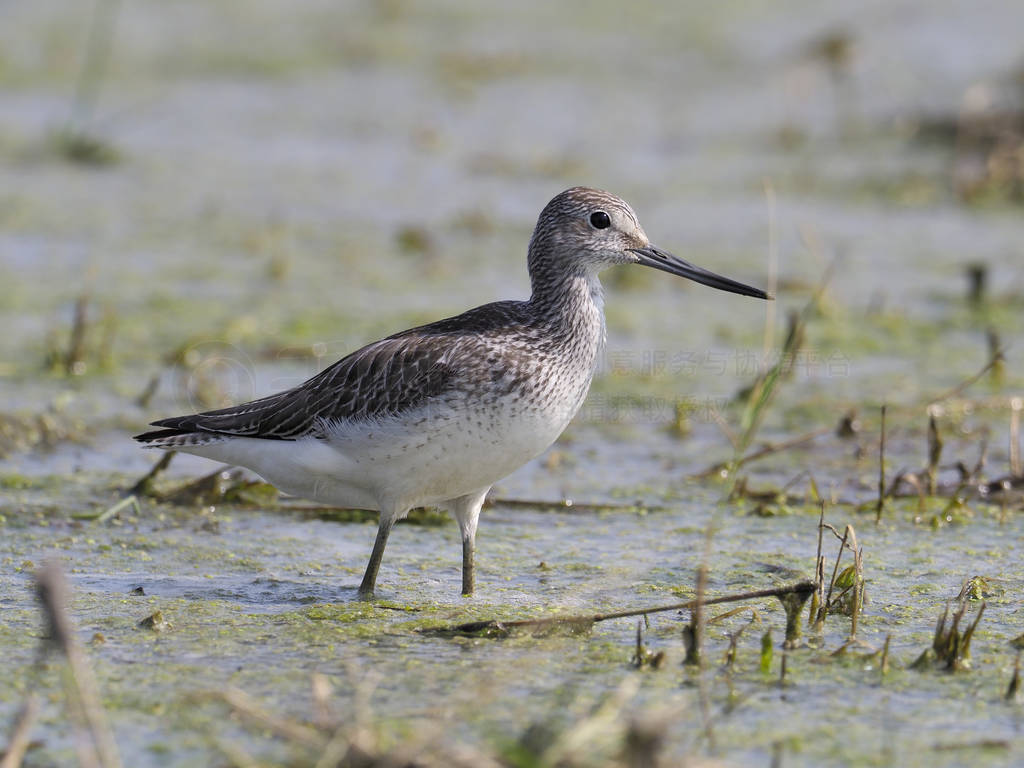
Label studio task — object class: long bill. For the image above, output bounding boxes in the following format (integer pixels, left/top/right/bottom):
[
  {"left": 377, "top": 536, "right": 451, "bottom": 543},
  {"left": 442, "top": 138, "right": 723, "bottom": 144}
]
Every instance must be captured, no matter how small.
[{"left": 629, "top": 246, "right": 773, "bottom": 300}]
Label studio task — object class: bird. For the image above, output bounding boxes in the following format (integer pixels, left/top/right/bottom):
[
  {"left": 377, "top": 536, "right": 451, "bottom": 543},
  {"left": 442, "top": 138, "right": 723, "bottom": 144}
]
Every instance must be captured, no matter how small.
[{"left": 135, "top": 187, "right": 771, "bottom": 598}]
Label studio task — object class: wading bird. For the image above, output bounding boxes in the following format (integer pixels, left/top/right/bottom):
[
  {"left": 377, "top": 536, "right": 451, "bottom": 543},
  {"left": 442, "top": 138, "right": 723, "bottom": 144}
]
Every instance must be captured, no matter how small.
[{"left": 136, "top": 187, "right": 770, "bottom": 597}]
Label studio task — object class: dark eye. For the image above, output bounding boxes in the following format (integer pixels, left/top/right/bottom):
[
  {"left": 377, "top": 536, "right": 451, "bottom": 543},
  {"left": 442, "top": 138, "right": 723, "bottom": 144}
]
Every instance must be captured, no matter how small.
[{"left": 589, "top": 211, "right": 611, "bottom": 229}]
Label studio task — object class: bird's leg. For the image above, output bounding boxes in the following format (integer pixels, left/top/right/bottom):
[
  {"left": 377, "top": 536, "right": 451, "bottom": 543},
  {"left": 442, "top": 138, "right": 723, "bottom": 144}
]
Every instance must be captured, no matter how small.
[
  {"left": 358, "top": 513, "right": 398, "bottom": 599},
  {"left": 462, "top": 536, "right": 475, "bottom": 596},
  {"left": 448, "top": 488, "right": 489, "bottom": 596}
]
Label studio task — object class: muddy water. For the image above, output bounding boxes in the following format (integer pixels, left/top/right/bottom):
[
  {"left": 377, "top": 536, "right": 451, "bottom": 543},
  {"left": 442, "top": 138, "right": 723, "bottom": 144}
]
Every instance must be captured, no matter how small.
[{"left": 2, "top": 1, "right": 1024, "bottom": 766}]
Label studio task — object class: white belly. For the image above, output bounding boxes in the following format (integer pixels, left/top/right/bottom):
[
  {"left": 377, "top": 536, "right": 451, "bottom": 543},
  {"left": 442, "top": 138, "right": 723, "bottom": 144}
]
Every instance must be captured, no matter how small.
[{"left": 177, "top": 391, "right": 580, "bottom": 512}]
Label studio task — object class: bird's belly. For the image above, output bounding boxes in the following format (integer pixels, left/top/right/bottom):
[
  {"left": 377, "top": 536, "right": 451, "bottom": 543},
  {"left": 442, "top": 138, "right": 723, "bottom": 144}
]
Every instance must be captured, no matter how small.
[
  {"left": 320, "top": 395, "right": 574, "bottom": 508},
  {"left": 178, "top": 437, "right": 380, "bottom": 509},
  {"left": 181, "top": 382, "right": 587, "bottom": 511}
]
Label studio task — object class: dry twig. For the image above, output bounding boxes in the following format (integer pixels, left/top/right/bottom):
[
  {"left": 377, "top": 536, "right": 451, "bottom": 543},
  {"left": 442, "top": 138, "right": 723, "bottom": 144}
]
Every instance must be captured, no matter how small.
[
  {"left": 36, "top": 562, "right": 122, "bottom": 768},
  {"left": 420, "top": 581, "right": 816, "bottom": 638}
]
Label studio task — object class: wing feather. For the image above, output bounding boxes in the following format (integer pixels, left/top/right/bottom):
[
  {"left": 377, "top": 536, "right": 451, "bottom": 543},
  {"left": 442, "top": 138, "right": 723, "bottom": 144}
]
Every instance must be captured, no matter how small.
[
  {"left": 144, "top": 335, "right": 455, "bottom": 441},
  {"left": 136, "top": 300, "right": 529, "bottom": 444}
]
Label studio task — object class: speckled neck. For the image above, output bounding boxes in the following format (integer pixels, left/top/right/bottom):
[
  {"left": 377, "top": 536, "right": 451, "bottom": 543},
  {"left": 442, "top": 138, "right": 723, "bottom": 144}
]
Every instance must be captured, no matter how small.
[{"left": 526, "top": 245, "right": 606, "bottom": 375}]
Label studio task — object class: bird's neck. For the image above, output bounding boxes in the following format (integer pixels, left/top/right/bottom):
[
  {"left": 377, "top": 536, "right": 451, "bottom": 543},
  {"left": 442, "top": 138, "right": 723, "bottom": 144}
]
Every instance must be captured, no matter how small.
[{"left": 528, "top": 265, "right": 606, "bottom": 348}]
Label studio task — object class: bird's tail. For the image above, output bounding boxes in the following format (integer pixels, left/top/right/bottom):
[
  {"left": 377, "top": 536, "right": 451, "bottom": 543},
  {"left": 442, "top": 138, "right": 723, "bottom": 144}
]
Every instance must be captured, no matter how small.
[{"left": 133, "top": 428, "right": 228, "bottom": 449}]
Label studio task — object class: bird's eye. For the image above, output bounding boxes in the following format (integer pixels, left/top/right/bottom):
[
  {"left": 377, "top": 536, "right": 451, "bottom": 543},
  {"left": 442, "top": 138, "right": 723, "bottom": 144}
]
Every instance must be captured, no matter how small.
[{"left": 589, "top": 211, "right": 611, "bottom": 229}]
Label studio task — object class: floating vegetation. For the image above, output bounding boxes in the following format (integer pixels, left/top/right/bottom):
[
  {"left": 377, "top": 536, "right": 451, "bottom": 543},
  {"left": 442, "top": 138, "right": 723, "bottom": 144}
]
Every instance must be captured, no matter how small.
[
  {"left": 0, "top": 404, "right": 87, "bottom": 459},
  {"left": 395, "top": 223, "right": 434, "bottom": 255},
  {"left": 49, "top": 128, "right": 120, "bottom": 167},
  {"left": 137, "top": 609, "right": 171, "bottom": 632}
]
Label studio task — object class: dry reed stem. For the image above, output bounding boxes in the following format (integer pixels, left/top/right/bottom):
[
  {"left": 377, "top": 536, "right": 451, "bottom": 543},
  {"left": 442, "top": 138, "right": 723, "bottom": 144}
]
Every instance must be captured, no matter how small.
[
  {"left": 693, "top": 547, "right": 714, "bottom": 751},
  {"left": 35, "top": 563, "right": 122, "bottom": 768},
  {"left": 927, "top": 411, "right": 943, "bottom": 495},
  {"left": 810, "top": 504, "right": 826, "bottom": 631},
  {"left": 129, "top": 451, "right": 174, "bottom": 497},
  {"left": 850, "top": 527, "right": 863, "bottom": 639},
  {"left": 820, "top": 525, "right": 849, "bottom": 626},
  {"left": 422, "top": 582, "right": 816, "bottom": 637},
  {"left": 1007, "top": 651, "right": 1021, "bottom": 701},
  {"left": 0, "top": 695, "right": 40, "bottom": 768},
  {"left": 193, "top": 688, "right": 323, "bottom": 749},
  {"left": 875, "top": 404, "right": 887, "bottom": 523},
  {"left": 1010, "top": 397, "right": 1022, "bottom": 477},
  {"left": 65, "top": 295, "right": 90, "bottom": 376},
  {"left": 692, "top": 426, "right": 832, "bottom": 479},
  {"left": 927, "top": 347, "right": 1005, "bottom": 406}
]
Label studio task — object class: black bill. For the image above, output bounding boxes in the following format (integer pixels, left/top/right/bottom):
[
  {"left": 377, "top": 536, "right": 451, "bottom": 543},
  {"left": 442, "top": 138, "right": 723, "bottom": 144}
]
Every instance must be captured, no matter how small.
[{"left": 629, "top": 246, "right": 772, "bottom": 300}]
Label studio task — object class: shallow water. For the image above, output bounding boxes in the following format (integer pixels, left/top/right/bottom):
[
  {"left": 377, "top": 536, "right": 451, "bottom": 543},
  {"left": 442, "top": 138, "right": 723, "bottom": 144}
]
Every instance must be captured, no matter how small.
[{"left": 2, "top": 1, "right": 1024, "bottom": 766}]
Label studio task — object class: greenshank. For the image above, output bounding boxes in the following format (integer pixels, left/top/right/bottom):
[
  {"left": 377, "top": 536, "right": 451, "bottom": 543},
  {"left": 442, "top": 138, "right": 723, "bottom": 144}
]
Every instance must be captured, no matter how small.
[{"left": 136, "top": 187, "right": 770, "bottom": 597}]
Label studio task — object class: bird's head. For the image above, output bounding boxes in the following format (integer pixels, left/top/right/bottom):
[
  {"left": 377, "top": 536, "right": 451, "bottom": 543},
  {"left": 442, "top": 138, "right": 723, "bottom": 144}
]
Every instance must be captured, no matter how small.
[{"left": 528, "top": 186, "right": 772, "bottom": 300}]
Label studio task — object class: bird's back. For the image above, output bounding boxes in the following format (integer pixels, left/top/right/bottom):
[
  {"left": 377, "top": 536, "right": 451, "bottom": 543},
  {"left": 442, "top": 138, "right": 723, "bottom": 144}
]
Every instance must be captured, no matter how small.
[
  {"left": 135, "top": 297, "right": 603, "bottom": 508},
  {"left": 135, "top": 298, "right": 581, "bottom": 446}
]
